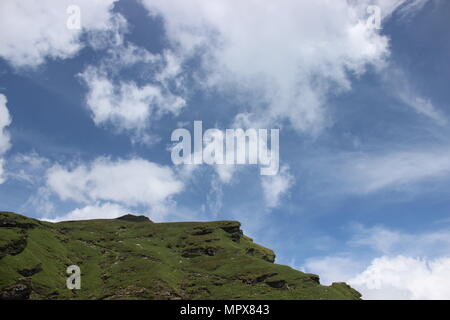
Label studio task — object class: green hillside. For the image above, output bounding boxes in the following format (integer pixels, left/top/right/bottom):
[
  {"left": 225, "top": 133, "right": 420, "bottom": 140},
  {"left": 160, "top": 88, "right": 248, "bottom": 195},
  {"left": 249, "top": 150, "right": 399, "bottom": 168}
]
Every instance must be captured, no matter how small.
[{"left": 0, "top": 211, "right": 361, "bottom": 300}]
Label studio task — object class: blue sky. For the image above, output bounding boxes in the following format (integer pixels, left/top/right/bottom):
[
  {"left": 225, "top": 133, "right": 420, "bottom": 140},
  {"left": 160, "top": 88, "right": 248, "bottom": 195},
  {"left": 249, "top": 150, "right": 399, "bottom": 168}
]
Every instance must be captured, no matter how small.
[{"left": 1, "top": 0, "right": 450, "bottom": 299}]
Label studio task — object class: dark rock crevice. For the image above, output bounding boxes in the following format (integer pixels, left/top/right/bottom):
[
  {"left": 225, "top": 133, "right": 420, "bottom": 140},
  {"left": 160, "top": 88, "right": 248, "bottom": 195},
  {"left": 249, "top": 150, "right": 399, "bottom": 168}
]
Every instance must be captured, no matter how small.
[{"left": 0, "top": 278, "right": 32, "bottom": 300}]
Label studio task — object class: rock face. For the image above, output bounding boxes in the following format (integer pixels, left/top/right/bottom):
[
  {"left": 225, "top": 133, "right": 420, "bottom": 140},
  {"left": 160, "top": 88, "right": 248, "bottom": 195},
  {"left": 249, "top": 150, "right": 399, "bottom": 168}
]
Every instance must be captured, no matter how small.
[
  {"left": 0, "top": 211, "right": 361, "bottom": 300},
  {"left": 116, "top": 214, "right": 152, "bottom": 223},
  {"left": 0, "top": 278, "right": 32, "bottom": 300}
]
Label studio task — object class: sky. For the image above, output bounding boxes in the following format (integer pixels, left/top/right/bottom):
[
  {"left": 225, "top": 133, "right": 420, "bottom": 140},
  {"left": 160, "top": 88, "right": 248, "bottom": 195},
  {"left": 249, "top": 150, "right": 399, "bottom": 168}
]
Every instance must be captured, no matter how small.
[{"left": 0, "top": 0, "right": 450, "bottom": 299}]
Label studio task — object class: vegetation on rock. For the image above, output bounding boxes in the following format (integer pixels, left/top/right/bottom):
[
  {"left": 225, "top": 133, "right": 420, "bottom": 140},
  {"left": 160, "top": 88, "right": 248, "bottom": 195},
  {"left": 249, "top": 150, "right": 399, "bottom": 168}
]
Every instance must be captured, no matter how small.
[{"left": 0, "top": 211, "right": 361, "bottom": 300}]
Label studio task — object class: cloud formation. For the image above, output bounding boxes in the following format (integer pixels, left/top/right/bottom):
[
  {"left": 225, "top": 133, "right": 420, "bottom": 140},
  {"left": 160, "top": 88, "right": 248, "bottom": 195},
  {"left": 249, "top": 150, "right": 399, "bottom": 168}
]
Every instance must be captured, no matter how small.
[
  {"left": 351, "top": 255, "right": 450, "bottom": 300},
  {"left": 337, "top": 149, "right": 450, "bottom": 194},
  {"left": 141, "top": 0, "right": 394, "bottom": 134},
  {"left": 302, "top": 147, "right": 450, "bottom": 196},
  {"left": 261, "top": 165, "right": 295, "bottom": 209},
  {"left": 303, "top": 224, "right": 450, "bottom": 299},
  {"left": 80, "top": 45, "right": 186, "bottom": 141},
  {"left": 0, "top": 94, "right": 12, "bottom": 184},
  {"left": 0, "top": 0, "right": 120, "bottom": 68},
  {"left": 46, "top": 157, "right": 184, "bottom": 217},
  {"left": 385, "top": 68, "right": 448, "bottom": 126},
  {"left": 46, "top": 202, "right": 129, "bottom": 222}
]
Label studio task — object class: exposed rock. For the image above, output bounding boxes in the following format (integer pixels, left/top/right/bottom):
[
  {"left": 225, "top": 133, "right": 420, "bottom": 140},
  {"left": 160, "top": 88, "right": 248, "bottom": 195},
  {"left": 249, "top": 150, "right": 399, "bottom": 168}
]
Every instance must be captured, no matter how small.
[
  {"left": 192, "top": 228, "right": 214, "bottom": 236},
  {"left": 182, "top": 247, "right": 219, "bottom": 258},
  {"left": 0, "top": 278, "right": 32, "bottom": 300},
  {"left": 0, "top": 220, "right": 36, "bottom": 229},
  {"left": 306, "top": 273, "right": 320, "bottom": 284},
  {"left": 246, "top": 248, "right": 255, "bottom": 256},
  {"left": 116, "top": 214, "right": 152, "bottom": 223},
  {"left": 262, "top": 252, "right": 276, "bottom": 263},
  {"left": 245, "top": 247, "right": 275, "bottom": 263},
  {"left": 241, "top": 273, "right": 278, "bottom": 284},
  {"left": 18, "top": 264, "right": 42, "bottom": 277},
  {"left": 219, "top": 222, "right": 243, "bottom": 242},
  {"left": 0, "top": 237, "right": 27, "bottom": 257},
  {"left": 220, "top": 222, "right": 242, "bottom": 234},
  {"left": 256, "top": 273, "right": 278, "bottom": 283},
  {"left": 266, "top": 280, "right": 286, "bottom": 289}
]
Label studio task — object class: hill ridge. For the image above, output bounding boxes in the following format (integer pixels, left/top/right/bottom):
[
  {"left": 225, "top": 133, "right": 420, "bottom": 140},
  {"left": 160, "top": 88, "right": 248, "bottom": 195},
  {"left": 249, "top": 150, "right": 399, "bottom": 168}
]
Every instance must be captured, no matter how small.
[{"left": 0, "top": 211, "right": 361, "bottom": 300}]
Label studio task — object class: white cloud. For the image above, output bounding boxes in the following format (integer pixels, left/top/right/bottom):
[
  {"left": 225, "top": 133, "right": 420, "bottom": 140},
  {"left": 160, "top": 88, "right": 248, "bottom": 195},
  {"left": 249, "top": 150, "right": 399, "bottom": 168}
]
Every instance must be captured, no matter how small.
[
  {"left": 46, "top": 157, "right": 184, "bottom": 215},
  {"left": 345, "top": 150, "right": 450, "bottom": 193},
  {"left": 140, "top": 0, "right": 397, "bottom": 134},
  {"left": 45, "top": 202, "right": 128, "bottom": 222},
  {"left": 0, "top": 159, "right": 6, "bottom": 184},
  {"left": 350, "top": 256, "right": 450, "bottom": 300},
  {"left": 403, "top": 96, "right": 447, "bottom": 126},
  {"left": 206, "top": 177, "right": 224, "bottom": 218},
  {"left": 8, "top": 152, "right": 50, "bottom": 185},
  {"left": 302, "top": 224, "right": 450, "bottom": 299},
  {"left": 261, "top": 165, "right": 295, "bottom": 209},
  {"left": 302, "top": 256, "right": 364, "bottom": 286},
  {"left": 396, "top": 0, "right": 433, "bottom": 18},
  {"left": 308, "top": 148, "right": 450, "bottom": 195},
  {"left": 0, "top": 94, "right": 12, "bottom": 184},
  {"left": 385, "top": 68, "right": 447, "bottom": 126},
  {"left": 13, "top": 152, "right": 49, "bottom": 170},
  {"left": 79, "top": 46, "right": 186, "bottom": 139},
  {"left": 22, "top": 186, "right": 55, "bottom": 216},
  {"left": 214, "top": 164, "right": 238, "bottom": 184},
  {"left": 362, "top": 0, "right": 433, "bottom": 21},
  {"left": 0, "top": 0, "right": 120, "bottom": 68},
  {"left": 0, "top": 94, "right": 11, "bottom": 155},
  {"left": 304, "top": 254, "right": 450, "bottom": 300},
  {"left": 349, "top": 224, "right": 450, "bottom": 257},
  {"left": 81, "top": 67, "right": 179, "bottom": 131}
]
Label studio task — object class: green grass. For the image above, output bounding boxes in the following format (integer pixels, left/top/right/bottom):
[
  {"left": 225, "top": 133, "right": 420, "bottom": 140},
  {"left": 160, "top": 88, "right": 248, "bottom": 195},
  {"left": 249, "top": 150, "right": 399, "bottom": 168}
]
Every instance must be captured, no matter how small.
[{"left": 0, "top": 211, "right": 361, "bottom": 300}]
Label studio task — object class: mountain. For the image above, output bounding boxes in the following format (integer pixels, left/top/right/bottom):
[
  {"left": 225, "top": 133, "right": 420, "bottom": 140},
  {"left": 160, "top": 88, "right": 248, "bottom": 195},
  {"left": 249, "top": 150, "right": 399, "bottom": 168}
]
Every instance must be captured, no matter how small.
[{"left": 0, "top": 211, "right": 361, "bottom": 300}]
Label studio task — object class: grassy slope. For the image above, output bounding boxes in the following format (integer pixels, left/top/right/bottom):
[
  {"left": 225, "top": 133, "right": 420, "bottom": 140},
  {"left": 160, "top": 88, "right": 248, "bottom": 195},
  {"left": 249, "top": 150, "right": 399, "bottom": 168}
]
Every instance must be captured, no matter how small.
[{"left": 0, "top": 211, "right": 361, "bottom": 300}]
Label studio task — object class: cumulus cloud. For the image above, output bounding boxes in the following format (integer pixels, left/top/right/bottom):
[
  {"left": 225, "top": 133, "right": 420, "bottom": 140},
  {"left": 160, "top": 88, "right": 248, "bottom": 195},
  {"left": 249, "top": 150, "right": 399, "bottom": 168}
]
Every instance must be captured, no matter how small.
[
  {"left": 302, "top": 224, "right": 450, "bottom": 299},
  {"left": 304, "top": 254, "right": 450, "bottom": 299},
  {"left": 45, "top": 202, "right": 128, "bottom": 222},
  {"left": 79, "top": 46, "right": 186, "bottom": 140},
  {"left": 301, "top": 255, "right": 364, "bottom": 286},
  {"left": 140, "top": 0, "right": 396, "bottom": 134},
  {"left": 261, "top": 166, "right": 295, "bottom": 209},
  {"left": 0, "top": 0, "right": 120, "bottom": 68},
  {"left": 80, "top": 67, "right": 184, "bottom": 131},
  {"left": 350, "top": 255, "right": 450, "bottom": 299},
  {"left": 46, "top": 157, "right": 184, "bottom": 216},
  {"left": 0, "top": 94, "right": 12, "bottom": 184}
]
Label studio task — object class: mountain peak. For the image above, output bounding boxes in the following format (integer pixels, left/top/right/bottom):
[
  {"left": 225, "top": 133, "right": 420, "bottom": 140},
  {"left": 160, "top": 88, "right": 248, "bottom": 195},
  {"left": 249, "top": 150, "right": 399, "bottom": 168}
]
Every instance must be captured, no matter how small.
[{"left": 116, "top": 214, "right": 152, "bottom": 223}]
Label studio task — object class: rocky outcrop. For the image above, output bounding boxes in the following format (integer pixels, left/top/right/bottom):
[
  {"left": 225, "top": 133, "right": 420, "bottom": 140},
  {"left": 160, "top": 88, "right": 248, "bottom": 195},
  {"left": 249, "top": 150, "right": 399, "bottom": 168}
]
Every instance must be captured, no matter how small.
[
  {"left": 18, "top": 264, "right": 43, "bottom": 277},
  {"left": 0, "top": 278, "right": 32, "bottom": 300},
  {"left": 219, "top": 221, "right": 243, "bottom": 242},
  {"left": 116, "top": 214, "right": 152, "bottom": 223},
  {"left": 0, "top": 236, "right": 27, "bottom": 257},
  {"left": 181, "top": 247, "right": 219, "bottom": 258}
]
